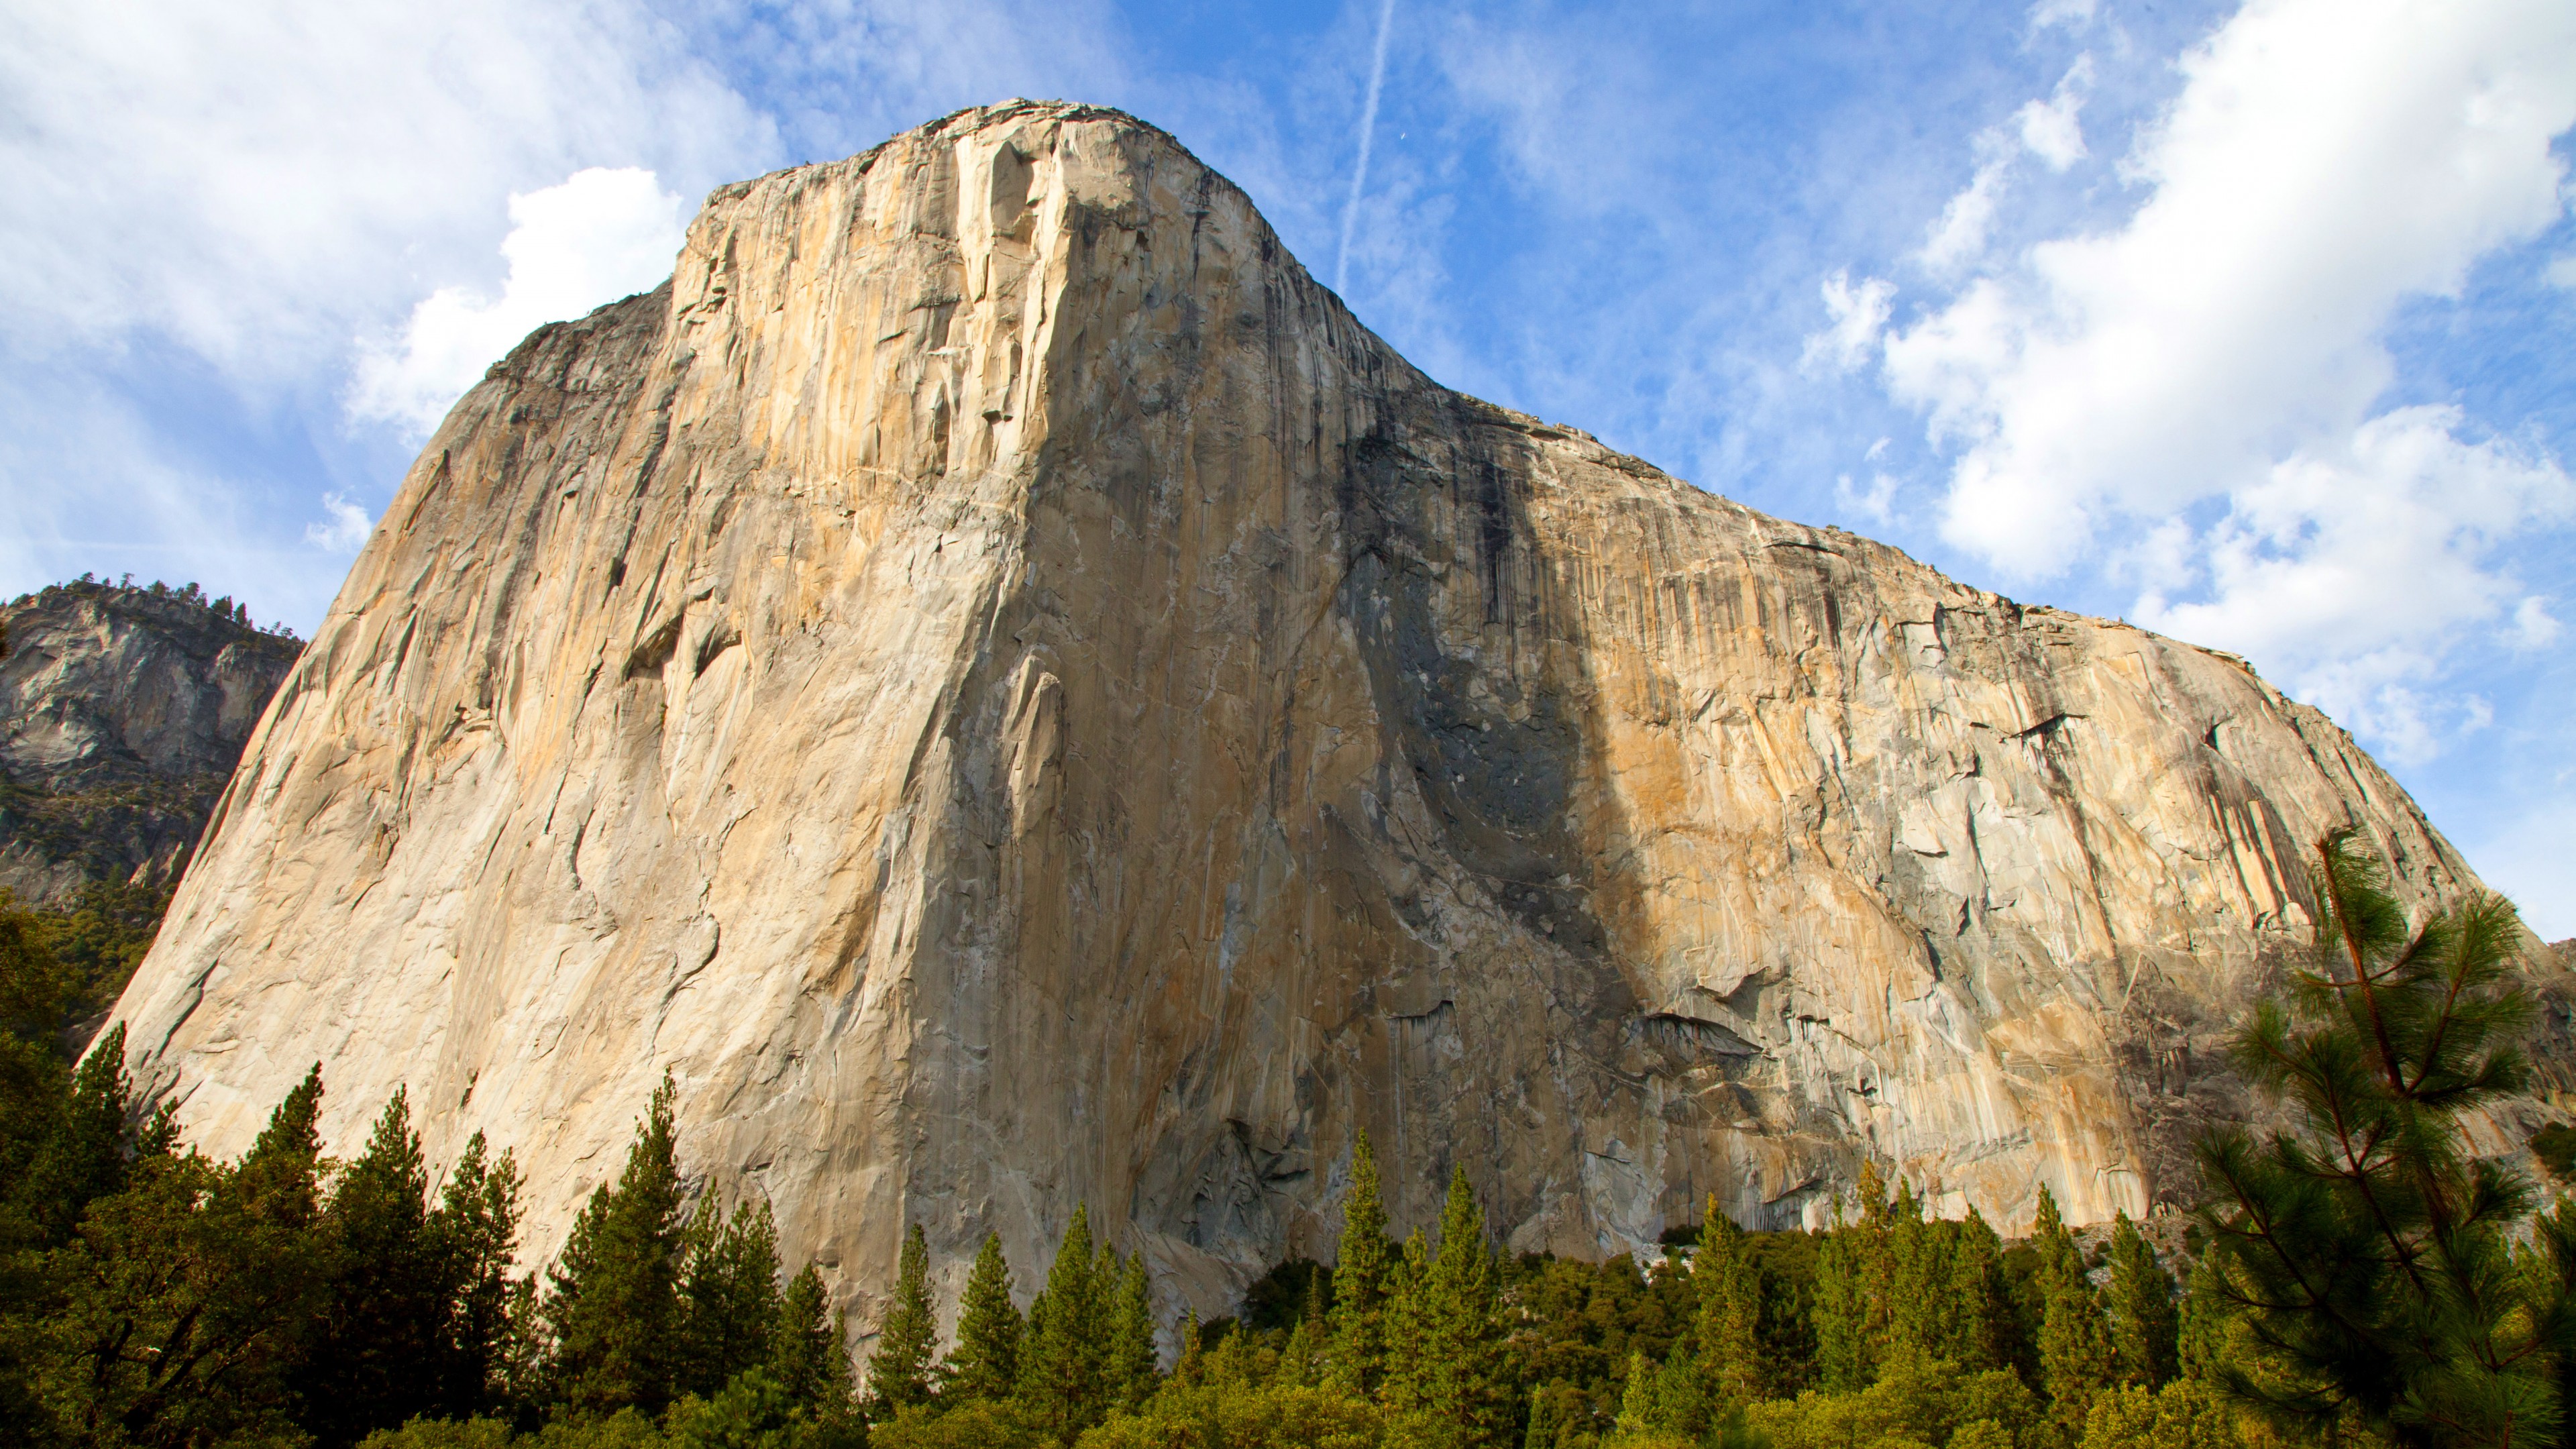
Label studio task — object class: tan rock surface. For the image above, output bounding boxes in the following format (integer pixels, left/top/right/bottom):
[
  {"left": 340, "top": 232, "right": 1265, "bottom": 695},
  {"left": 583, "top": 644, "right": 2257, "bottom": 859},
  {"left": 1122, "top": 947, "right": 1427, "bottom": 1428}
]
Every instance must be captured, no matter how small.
[{"left": 110, "top": 101, "right": 2564, "bottom": 1328}]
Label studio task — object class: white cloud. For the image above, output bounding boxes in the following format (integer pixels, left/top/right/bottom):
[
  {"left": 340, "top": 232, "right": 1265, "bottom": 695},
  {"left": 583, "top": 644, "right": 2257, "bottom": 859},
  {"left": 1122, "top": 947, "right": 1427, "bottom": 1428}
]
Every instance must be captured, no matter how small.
[
  {"left": 2015, "top": 56, "right": 2093, "bottom": 172},
  {"left": 1835, "top": 470, "right": 1902, "bottom": 525},
  {"left": 2513, "top": 595, "right": 2563, "bottom": 649},
  {"left": 0, "top": 2, "right": 765, "bottom": 379},
  {"left": 1919, "top": 158, "right": 2012, "bottom": 275},
  {"left": 350, "top": 168, "right": 684, "bottom": 437},
  {"left": 2134, "top": 406, "right": 2571, "bottom": 758},
  {"left": 2031, "top": 0, "right": 2098, "bottom": 31},
  {"left": 1880, "top": 0, "right": 2576, "bottom": 572},
  {"left": 305, "top": 492, "right": 374, "bottom": 553},
  {"left": 1803, "top": 272, "right": 1896, "bottom": 374},
  {"left": 2548, "top": 254, "right": 2576, "bottom": 288}
]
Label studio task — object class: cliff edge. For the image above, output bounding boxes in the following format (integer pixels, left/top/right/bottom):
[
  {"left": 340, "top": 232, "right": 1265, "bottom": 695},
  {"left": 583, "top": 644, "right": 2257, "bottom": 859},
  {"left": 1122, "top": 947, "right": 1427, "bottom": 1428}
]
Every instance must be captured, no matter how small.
[{"left": 108, "top": 101, "right": 2564, "bottom": 1326}]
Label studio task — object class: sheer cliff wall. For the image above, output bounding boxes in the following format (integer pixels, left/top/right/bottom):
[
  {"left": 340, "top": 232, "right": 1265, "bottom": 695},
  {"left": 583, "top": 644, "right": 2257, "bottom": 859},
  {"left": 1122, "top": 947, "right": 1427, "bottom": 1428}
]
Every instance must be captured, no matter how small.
[{"left": 110, "top": 101, "right": 2537, "bottom": 1324}]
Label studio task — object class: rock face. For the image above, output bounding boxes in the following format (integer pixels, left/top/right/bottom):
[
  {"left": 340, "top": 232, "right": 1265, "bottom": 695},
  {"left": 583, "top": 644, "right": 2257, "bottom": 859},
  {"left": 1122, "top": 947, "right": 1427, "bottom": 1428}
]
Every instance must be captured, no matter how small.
[
  {"left": 110, "top": 101, "right": 2561, "bottom": 1326},
  {"left": 1, "top": 580, "right": 299, "bottom": 907}
]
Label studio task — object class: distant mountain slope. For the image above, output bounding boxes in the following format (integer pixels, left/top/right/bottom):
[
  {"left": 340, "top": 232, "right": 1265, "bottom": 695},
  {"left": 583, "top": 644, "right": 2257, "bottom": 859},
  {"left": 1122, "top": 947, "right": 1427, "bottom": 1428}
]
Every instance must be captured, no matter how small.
[{"left": 1, "top": 577, "right": 300, "bottom": 1022}]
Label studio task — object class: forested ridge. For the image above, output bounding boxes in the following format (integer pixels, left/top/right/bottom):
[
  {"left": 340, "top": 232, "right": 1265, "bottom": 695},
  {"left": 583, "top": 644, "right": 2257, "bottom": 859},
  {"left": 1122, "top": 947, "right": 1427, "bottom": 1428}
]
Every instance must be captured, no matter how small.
[{"left": 4, "top": 833, "right": 2570, "bottom": 1449}]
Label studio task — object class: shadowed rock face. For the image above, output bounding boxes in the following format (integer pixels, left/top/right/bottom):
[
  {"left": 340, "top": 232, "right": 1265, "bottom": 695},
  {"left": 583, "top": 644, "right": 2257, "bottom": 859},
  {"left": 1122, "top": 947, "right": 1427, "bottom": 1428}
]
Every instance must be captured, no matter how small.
[
  {"left": 1, "top": 582, "right": 299, "bottom": 907},
  {"left": 109, "top": 101, "right": 2559, "bottom": 1326}
]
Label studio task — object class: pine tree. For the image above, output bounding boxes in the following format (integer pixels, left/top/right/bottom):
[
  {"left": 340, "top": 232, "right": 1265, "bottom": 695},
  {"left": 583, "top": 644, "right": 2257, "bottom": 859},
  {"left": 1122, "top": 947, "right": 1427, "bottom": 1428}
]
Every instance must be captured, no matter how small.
[
  {"left": 1279, "top": 1271, "right": 1329, "bottom": 1389},
  {"left": 2198, "top": 828, "right": 2569, "bottom": 1448},
  {"left": 1614, "top": 1349, "right": 1657, "bottom": 1436},
  {"left": 2104, "top": 1214, "right": 2178, "bottom": 1389},
  {"left": 1385, "top": 1165, "right": 1512, "bottom": 1441},
  {"left": 297, "top": 1087, "right": 451, "bottom": 1445},
  {"left": 543, "top": 1073, "right": 688, "bottom": 1417},
  {"left": 868, "top": 1222, "right": 939, "bottom": 1417},
  {"left": 239, "top": 1063, "right": 326, "bottom": 1230},
  {"left": 1947, "top": 1208, "right": 2015, "bottom": 1373},
  {"left": 1108, "top": 1250, "right": 1157, "bottom": 1409},
  {"left": 1018, "top": 1203, "right": 1109, "bottom": 1441},
  {"left": 771, "top": 1264, "right": 857, "bottom": 1421},
  {"left": 679, "top": 1195, "right": 785, "bottom": 1398},
  {"left": 44, "top": 1068, "right": 333, "bottom": 1445},
  {"left": 427, "top": 1130, "right": 522, "bottom": 1419},
  {"left": 1694, "top": 1197, "right": 1769, "bottom": 1406},
  {"left": 939, "top": 1232, "right": 1023, "bottom": 1403},
  {"left": 1812, "top": 1177, "right": 1884, "bottom": 1393},
  {"left": 1524, "top": 1383, "right": 1559, "bottom": 1449},
  {"left": 1326, "top": 1129, "right": 1397, "bottom": 1399},
  {"left": 15, "top": 1022, "right": 136, "bottom": 1244},
  {"left": 2031, "top": 1184, "right": 2115, "bottom": 1432},
  {"left": 2174, "top": 1258, "right": 2233, "bottom": 1386},
  {"left": 1172, "top": 1309, "right": 1204, "bottom": 1387}
]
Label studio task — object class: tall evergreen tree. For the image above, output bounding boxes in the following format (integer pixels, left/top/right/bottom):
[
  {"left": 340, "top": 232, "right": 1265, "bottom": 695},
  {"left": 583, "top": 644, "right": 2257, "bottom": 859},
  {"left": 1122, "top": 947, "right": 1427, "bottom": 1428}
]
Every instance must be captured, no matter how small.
[
  {"left": 297, "top": 1087, "right": 450, "bottom": 1446},
  {"left": 1946, "top": 1208, "right": 2016, "bottom": 1373},
  {"left": 15, "top": 1023, "right": 137, "bottom": 1245},
  {"left": 771, "top": 1263, "right": 857, "bottom": 1422},
  {"left": 2104, "top": 1214, "right": 2178, "bottom": 1390},
  {"left": 44, "top": 1069, "right": 332, "bottom": 1446},
  {"left": 939, "top": 1232, "right": 1023, "bottom": 1403},
  {"left": 1108, "top": 1251, "right": 1157, "bottom": 1409},
  {"left": 1524, "top": 1382, "right": 1560, "bottom": 1449},
  {"left": 1694, "top": 1197, "right": 1769, "bottom": 1407},
  {"left": 1018, "top": 1204, "right": 1108, "bottom": 1442},
  {"left": 1326, "top": 1129, "right": 1396, "bottom": 1398},
  {"left": 867, "top": 1222, "right": 939, "bottom": 1417},
  {"left": 679, "top": 1195, "right": 785, "bottom": 1398},
  {"left": 1385, "top": 1166, "right": 1512, "bottom": 1442},
  {"left": 1811, "top": 1169, "right": 1888, "bottom": 1393},
  {"left": 2198, "top": 828, "right": 2569, "bottom": 1448},
  {"left": 425, "top": 1130, "right": 521, "bottom": 1419},
  {"left": 2031, "top": 1184, "right": 2115, "bottom": 1432},
  {"left": 542, "top": 1073, "right": 687, "bottom": 1417}
]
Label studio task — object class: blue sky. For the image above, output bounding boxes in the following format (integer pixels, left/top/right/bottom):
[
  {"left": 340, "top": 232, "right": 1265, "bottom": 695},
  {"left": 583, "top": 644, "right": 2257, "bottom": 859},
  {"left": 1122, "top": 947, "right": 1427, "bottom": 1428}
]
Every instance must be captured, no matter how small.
[{"left": 5, "top": 0, "right": 2574, "bottom": 932}]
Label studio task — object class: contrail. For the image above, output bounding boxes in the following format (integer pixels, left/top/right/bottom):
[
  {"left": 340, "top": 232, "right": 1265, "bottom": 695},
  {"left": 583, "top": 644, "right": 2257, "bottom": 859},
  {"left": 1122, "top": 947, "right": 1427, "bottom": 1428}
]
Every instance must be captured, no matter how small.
[{"left": 1334, "top": 0, "right": 1398, "bottom": 297}]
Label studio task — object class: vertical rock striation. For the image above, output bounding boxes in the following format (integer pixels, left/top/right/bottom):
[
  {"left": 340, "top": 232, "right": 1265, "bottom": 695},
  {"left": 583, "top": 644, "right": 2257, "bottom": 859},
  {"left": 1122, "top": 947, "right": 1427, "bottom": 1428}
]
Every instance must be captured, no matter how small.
[{"left": 111, "top": 101, "right": 2562, "bottom": 1325}]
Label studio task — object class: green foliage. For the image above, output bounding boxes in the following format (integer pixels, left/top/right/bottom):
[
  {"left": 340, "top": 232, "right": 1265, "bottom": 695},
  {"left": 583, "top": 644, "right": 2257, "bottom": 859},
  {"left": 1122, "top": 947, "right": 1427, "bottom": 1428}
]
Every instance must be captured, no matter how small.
[
  {"left": 1018, "top": 1204, "right": 1113, "bottom": 1442},
  {"left": 1694, "top": 1203, "right": 1770, "bottom": 1408},
  {"left": 875, "top": 1397, "right": 1039, "bottom": 1448},
  {"left": 299, "top": 1086, "right": 460, "bottom": 1442},
  {"left": 1382, "top": 1167, "right": 1513, "bottom": 1443},
  {"left": 1743, "top": 1350, "right": 2040, "bottom": 1449},
  {"left": 2530, "top": 1125, "right": 2576, "bottom": 1186},
  {"left": 2105, "top": 1218, "right": 2179, "bottom": 1391},
  {"left": 867, "top": 1224, "right": 938, "bottom": 1417},
  {"left": 2196, "top": 828, "right": 2567, "bottom": 1448},
  {"left": 38, "top": 1072, "right": 333, "bottom": 1446},
  {"left": 772, "top": 1265, "right": 857, "bottom": 1424},
  {"left": 2033, "top": 1186, "right": 2118, "bottom": 1432},
  {"left": 2075, "top": 1379, "right": 2238, "bottom": 1449},
  {"left": 545, "top": 1075, "right": 690, "bottom": 1418},
  {"left": 25, "top": 877, "right": 174, "bottom": 1029},
  {"left": 938, "top": 1234, "right": 1022, "bottom": 1404},
  {"left": 1077, "top": 1376, "right": 1385, "bottom": 1449},
  {"left": 1330, "top": 1130, "right": 1399, "bottom": 1399}
]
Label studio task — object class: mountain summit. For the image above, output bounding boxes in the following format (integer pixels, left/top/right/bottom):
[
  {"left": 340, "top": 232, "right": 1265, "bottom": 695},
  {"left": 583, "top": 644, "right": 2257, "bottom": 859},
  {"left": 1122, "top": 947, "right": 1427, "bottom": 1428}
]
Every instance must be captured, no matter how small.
[{"left": 107, "top": 101, "right": 2551, "bottom": 1325}]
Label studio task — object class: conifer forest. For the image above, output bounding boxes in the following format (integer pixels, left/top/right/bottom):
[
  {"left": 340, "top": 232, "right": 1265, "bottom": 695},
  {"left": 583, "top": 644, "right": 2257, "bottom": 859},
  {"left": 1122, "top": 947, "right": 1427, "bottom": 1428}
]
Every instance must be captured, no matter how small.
[{"left": 5, "top": 832, "right": 2573, "bottom": 1449}]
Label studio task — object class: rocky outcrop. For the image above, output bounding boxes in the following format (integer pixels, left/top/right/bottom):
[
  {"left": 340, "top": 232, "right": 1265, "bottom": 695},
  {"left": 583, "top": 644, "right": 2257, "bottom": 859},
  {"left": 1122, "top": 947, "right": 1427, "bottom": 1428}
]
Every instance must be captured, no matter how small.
[
  {"left": 1, "top": 580, "right": 299, "bottom": 906},
  {"left": 108, "top": 101, "right": 2565, "bottom": 1329}
]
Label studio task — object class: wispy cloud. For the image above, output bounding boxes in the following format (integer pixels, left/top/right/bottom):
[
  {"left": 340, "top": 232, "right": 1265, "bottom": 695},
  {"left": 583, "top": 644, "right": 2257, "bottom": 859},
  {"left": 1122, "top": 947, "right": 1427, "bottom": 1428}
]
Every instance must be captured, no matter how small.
[{"left": 1336, "top": 0, "right": 1399, "bottom": 296}]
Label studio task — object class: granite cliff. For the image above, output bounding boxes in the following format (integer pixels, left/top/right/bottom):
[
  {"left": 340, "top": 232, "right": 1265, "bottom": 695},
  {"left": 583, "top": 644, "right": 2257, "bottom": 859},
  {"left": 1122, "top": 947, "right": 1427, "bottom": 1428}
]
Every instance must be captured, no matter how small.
[
  {"left": 107, "top": 101, "right": 2568, "bottom": 1328},
  {"left": 1, "top": 578, "right": 299, "bottom": 908}
]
